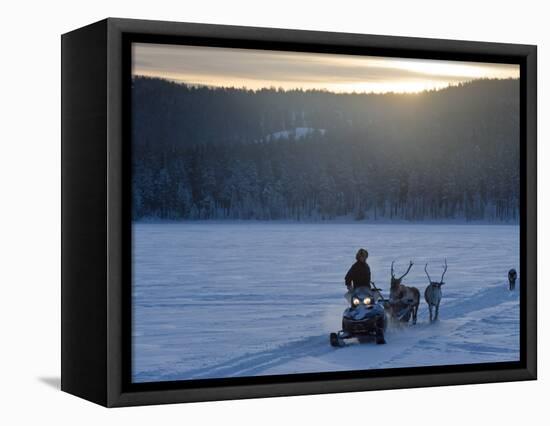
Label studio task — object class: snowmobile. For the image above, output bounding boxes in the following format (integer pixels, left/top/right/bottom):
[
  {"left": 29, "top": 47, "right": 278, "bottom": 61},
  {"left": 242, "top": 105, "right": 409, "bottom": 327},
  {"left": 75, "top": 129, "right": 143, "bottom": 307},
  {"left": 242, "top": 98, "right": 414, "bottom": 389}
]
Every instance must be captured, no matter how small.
[{"left": 330, "top": 285, "right": 388, "bottom": 347}]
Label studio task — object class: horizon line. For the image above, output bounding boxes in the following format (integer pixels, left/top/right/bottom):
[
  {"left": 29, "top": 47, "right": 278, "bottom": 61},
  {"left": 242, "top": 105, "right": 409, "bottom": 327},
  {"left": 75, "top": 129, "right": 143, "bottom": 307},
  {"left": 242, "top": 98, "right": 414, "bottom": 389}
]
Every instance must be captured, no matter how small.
[{"left": 132, "top": 74, "right": 519, "bottom": 96}]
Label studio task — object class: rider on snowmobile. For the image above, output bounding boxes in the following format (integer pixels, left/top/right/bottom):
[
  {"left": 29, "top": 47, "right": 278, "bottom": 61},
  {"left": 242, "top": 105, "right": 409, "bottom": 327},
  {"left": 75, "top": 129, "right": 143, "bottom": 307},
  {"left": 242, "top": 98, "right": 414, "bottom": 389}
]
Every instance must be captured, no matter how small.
[{"left": 345, "top": 248, "right": 372, "bottom": 290}]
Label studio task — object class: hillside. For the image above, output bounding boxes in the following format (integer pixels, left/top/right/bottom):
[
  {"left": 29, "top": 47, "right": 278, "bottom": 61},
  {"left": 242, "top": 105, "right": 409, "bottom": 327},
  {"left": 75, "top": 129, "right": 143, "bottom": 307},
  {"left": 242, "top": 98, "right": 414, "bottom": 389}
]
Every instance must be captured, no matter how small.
[{"left": 132, "top": 78, "right": 520, "bottom": 222}]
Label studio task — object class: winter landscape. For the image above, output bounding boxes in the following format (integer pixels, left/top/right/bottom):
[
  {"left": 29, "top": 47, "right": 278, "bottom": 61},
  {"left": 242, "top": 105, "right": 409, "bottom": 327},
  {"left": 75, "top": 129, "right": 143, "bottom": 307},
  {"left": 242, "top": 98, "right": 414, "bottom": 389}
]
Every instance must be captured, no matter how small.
[
  {"left": 132, "top": 222, "right": 520, "bottom": 382},
  {"left": 130, "top": 43, "right": 521, "bottom": 383}
]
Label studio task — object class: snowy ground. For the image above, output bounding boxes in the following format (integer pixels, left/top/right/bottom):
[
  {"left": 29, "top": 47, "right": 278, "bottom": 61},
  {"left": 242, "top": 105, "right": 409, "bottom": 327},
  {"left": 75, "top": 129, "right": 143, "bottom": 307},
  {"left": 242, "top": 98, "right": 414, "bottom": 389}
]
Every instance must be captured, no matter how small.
[{"left": 132, "top": 222, "right": 520, "bottom": 383}]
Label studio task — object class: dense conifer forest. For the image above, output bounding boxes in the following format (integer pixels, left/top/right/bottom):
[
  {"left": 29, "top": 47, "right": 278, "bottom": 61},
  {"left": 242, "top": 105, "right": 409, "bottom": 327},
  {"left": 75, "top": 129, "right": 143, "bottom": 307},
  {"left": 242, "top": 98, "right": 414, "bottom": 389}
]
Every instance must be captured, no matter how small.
[{"left": 131, "top": 77, "right": 519, "bottom": 222}]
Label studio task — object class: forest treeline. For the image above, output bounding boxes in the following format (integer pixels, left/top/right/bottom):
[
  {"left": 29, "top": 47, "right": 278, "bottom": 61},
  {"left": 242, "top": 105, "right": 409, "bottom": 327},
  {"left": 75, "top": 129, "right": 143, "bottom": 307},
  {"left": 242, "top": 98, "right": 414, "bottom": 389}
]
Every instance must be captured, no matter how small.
[{"left": 132, "top": 77, "right": 520, "bottom": 222}]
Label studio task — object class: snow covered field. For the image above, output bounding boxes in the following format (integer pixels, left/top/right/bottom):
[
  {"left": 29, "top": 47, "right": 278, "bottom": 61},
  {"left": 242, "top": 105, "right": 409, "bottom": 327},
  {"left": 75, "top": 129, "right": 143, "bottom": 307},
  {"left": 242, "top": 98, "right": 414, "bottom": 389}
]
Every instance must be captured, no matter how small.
[{"left": 132, "top": 222, "right": 520, "bottom": 383}]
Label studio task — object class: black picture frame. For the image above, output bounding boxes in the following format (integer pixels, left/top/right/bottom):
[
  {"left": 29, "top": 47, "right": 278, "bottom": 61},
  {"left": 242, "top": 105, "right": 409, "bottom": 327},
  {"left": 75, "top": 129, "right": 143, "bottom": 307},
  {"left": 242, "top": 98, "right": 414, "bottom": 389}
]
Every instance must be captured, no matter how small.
[{"left": 61, "top": 17, "right": 537, "bottom": 407}]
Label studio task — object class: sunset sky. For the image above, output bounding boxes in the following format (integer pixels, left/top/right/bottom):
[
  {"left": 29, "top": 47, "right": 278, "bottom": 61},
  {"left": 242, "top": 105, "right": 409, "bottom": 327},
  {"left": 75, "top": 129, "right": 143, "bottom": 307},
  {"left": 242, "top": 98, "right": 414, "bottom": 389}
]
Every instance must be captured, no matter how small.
[{"left": 132, "top": 42, "right": 519, "bottom": 94}]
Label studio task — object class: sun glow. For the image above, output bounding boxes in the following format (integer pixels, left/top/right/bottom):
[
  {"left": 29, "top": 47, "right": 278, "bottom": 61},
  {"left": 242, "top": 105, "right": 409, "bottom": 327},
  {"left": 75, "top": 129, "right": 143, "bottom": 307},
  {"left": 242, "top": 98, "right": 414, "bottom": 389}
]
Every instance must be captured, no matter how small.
[
  {"left": 330, "top": 80, "right": 453, "bottom": 94},
  {"left": 133, "top": 43, "right": 519, "bottom": 94}
]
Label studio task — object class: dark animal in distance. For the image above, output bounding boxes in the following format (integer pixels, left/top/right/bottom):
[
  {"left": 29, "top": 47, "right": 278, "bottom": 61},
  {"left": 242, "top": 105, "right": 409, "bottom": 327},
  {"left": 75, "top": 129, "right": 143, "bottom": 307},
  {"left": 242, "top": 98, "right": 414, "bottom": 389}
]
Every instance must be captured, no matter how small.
[
  {"left": 424, "top": 259, "right": 447, "bottom": 322},
  {"left": 508, "top": 269, "right": 517, "bottom": 291},
  {"left": 389, "top": 260, "right": 420, "bottom": 325}
]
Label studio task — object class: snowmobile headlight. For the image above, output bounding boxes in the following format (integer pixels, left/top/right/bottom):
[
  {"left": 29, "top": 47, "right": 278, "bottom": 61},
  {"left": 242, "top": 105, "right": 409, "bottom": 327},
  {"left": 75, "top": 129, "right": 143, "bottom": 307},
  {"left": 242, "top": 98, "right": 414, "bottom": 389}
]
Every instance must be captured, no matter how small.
[
  {"left": 352, "top": 297, "right": 361, "bottom": 306},
  {"left": 363, "top": 297, "right": 372, "bottom": 305}
]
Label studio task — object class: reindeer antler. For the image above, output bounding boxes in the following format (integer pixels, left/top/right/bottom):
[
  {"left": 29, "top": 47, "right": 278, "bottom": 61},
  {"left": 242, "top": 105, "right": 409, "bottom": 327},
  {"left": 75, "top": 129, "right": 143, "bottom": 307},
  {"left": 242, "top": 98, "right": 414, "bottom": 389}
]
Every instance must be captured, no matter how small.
[
  {"left": 440, "top": 258, "right": 448, "bottom": 283},
  {"left": 391, "top": 260, "right": 395, "bottom": 278},
  {"left": 398, "top": 260, "right": 414, "bottom": 280},
  {"left": 424, "top": 263, "right": 432, "bottom": 283}
]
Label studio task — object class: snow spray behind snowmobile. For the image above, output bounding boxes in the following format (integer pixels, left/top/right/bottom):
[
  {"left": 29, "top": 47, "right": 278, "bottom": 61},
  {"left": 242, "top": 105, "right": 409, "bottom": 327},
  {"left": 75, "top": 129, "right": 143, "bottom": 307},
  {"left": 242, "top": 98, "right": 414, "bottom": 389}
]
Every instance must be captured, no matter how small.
[{"left": 330, "top": 285, "right": 387, "bottom": 347}]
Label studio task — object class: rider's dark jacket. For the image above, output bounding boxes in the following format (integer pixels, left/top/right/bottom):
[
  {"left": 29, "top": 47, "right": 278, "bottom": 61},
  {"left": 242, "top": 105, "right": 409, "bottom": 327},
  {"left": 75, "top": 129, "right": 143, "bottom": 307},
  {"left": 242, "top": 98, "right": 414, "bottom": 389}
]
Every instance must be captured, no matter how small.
[{"left": 345, "top": 261, "right": 372, "bottom": 288}]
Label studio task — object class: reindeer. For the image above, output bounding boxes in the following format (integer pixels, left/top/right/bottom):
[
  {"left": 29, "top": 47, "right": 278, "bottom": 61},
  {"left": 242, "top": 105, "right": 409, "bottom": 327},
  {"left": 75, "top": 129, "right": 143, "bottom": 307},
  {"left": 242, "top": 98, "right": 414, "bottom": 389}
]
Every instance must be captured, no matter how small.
[
  {"left": 424, "top": 259, "right": 447, "bottom": 322},
  {"left": 389, "top": 260, "right": 420, "bottom": 325},
  {"left": 508, "top": 269, "right": 517, "bottom": 291}
]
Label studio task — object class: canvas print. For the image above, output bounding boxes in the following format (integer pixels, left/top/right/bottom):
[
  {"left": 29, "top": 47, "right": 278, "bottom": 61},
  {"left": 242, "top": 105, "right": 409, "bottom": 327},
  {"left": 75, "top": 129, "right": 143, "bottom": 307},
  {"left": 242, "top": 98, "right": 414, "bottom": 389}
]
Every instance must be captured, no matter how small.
[{"left": 130, "top": 43, "right": 520, "bottom": 383}]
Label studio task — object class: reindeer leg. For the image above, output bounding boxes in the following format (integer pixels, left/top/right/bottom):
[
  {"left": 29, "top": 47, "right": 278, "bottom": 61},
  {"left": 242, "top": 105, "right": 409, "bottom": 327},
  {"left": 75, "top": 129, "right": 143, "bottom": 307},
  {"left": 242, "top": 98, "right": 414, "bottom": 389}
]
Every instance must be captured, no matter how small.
[
  {"left": 412, "top": 304, "right": 418, "bottom": 325},
  {"left": 435, "top": 303, "right": 439, "bottom": 321},
  {"left": 428, "top": 305, "right": 433, "bottom": 323}
]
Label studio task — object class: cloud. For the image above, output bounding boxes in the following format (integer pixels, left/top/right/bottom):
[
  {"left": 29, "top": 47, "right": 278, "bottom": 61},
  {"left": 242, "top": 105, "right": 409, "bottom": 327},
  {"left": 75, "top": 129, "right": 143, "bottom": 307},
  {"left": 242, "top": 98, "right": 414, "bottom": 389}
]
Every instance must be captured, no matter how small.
[{"left": 132, "top": 43, "right": 519, "bottom": 93}]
